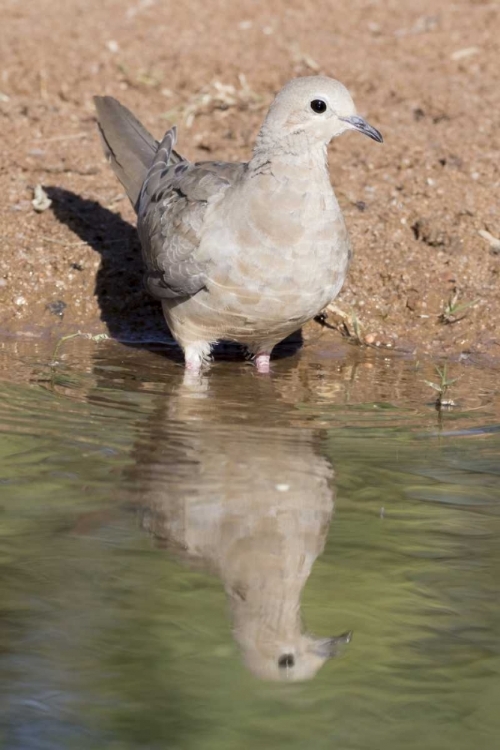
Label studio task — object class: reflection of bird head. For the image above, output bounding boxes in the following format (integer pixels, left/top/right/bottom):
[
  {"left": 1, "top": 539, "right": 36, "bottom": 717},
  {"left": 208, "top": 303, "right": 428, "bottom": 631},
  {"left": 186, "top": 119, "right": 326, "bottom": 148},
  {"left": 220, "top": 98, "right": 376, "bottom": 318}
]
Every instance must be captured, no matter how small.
[
  {"left": 226, "top": 515, "right": 349, "bottom": 683},
  {"left": 238, "top": 630, "right": 352, "bottom": 683}
]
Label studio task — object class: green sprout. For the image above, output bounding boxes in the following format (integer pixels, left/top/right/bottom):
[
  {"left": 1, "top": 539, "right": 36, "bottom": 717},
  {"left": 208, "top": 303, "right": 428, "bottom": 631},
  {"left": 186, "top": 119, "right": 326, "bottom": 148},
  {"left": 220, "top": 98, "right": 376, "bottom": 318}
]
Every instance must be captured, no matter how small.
[
  {"left": 424, "top": 364, "right": 458, "bottom": 410},
  {"left": 439, "top": 289, "right": 480, "bottom": 325}
]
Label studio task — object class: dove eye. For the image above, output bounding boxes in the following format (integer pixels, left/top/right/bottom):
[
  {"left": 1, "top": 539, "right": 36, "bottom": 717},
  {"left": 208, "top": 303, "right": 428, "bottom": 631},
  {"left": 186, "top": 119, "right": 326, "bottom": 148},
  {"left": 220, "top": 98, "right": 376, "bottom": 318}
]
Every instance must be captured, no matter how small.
[
  {"left": 278, "top": 654, "right": 295, "bottom": 669},
  {"left": 310, "top": 99, "right": 327, "bottom": 114}
]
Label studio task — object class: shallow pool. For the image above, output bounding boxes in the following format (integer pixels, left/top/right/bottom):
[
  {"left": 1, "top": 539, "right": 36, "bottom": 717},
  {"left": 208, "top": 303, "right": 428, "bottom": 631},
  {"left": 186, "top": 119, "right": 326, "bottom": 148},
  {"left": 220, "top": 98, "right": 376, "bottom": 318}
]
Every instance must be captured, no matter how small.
[{"left": 1, "top": 336, "right": 499, "bottom": 749}]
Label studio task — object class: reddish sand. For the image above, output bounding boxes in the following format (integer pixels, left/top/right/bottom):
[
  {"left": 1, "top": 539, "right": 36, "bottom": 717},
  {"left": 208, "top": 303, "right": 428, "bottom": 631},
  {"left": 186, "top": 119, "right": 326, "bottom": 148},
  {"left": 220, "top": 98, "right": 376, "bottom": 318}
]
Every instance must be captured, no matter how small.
[{"left": 1, "top": 0, "right": 499, "bottom": 361}]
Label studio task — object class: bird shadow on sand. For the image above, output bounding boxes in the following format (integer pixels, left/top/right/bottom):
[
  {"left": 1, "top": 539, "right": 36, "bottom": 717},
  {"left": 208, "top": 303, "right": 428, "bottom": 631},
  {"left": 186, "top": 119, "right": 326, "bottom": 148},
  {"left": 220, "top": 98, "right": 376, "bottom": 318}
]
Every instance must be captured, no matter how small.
[{"left": 47, "top": 187, "right": 303, "bottom": 364}]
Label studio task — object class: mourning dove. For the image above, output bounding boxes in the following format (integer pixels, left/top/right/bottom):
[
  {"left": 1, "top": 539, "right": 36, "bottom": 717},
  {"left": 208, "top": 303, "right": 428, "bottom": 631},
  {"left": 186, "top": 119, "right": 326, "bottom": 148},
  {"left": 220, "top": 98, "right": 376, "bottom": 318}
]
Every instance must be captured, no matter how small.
[{"left": 94, "top": 76, "right": 382, "bottom": 373}]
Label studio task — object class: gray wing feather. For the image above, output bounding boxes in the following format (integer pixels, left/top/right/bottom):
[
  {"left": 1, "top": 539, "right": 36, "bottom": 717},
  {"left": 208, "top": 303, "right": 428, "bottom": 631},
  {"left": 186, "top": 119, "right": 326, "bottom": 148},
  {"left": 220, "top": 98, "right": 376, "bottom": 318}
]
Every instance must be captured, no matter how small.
[{"left": 138, "top": 130, "right": 246, "bottom": 299}]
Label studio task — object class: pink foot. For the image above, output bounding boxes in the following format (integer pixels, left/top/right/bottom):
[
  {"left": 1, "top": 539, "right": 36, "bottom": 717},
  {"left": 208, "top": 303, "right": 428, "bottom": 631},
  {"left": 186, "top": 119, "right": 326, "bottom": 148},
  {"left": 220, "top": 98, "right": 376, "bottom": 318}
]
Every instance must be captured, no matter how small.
[
  {"left": 255, "top": 352, "right": 271, "bottom": 374},
  {"left": 185, "top": 359, "right": 202, "bottom": 373}
]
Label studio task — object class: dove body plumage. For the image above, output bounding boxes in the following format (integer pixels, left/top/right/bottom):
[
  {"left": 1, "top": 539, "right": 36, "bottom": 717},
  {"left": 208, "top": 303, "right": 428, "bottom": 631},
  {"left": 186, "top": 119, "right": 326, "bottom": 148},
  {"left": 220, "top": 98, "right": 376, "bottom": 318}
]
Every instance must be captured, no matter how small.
[{"left": 94, "top": 76, "right": 382, "bottom": 372}]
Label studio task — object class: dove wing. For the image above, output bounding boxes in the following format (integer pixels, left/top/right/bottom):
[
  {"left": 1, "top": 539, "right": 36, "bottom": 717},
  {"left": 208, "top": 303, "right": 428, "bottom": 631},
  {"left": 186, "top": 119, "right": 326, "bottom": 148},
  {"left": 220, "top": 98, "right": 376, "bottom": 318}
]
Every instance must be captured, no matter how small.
[{"left": 138, "top": 129, "right": 246, "bottom": 299}]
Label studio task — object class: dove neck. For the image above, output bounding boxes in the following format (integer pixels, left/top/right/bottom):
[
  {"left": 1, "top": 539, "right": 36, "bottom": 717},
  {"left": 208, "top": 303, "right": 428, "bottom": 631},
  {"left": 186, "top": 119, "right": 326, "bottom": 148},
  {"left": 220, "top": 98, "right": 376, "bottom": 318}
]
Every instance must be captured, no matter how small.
[{"left": 249, "top": 134, "right": 329, "bottom": 179}]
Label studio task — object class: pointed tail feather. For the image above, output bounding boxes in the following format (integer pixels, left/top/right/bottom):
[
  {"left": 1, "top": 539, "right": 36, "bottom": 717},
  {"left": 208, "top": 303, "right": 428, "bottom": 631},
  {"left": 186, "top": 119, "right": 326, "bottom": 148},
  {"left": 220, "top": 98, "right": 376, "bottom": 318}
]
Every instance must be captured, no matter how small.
[{"left": 93, "top": 95, "right": 159, "bottom": 210}]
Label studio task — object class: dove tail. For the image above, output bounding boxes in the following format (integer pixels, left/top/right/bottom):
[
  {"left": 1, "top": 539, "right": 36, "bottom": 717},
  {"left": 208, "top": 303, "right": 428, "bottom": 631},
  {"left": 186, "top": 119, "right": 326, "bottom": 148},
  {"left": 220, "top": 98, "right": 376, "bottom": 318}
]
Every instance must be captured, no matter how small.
[{"left": 93, "top": 96, "right": 159, "bottom": 210}]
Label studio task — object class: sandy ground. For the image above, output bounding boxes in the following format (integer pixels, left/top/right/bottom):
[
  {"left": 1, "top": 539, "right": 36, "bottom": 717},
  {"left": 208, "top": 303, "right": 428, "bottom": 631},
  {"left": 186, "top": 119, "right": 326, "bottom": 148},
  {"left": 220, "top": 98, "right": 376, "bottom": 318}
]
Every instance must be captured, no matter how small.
[{"left": 1, "top": 0, "right": 499, "bottom": 361}]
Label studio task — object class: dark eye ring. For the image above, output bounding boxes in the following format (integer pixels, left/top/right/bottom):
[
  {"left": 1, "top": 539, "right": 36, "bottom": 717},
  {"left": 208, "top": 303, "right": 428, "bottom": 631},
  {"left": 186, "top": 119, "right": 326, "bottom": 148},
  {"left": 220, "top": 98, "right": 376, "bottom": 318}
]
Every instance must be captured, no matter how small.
[{"left": 310, "top": 99, "right": 327, "bottom": 114}]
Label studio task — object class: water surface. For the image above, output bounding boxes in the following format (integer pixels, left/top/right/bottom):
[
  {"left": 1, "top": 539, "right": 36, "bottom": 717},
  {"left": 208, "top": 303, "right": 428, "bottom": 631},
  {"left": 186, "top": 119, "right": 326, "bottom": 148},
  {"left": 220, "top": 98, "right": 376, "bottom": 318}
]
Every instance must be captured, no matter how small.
[{"left": 1, "top": 337, "right": 499, "bottom": 749}]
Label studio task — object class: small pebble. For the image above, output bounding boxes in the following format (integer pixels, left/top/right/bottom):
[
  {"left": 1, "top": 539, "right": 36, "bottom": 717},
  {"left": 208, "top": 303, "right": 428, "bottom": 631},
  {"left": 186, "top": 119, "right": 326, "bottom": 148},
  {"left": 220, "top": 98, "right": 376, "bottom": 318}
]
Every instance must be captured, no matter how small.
[
  {"left": 32, "top": 184, "right": 52, "bottom": 212},
  {"left": 46, "top": 300, "right": 67, "bottom": 317}
]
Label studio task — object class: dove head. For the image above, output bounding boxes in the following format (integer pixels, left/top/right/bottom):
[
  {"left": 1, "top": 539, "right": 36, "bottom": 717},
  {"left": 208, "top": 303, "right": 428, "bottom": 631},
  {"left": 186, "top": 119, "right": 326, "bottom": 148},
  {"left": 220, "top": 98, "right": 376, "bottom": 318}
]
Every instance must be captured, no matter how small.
[
  {"left": 239, "top": 630, "right": 353, "bottom": 683},
  {"left": 256, "top": 75, "right": 382, "bottom": 152}
]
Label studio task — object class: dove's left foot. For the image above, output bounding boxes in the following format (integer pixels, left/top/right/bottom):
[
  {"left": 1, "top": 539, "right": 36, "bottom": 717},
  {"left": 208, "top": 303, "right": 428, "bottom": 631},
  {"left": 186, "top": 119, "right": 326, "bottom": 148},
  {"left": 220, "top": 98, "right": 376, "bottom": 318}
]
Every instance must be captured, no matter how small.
[
  {"left": 255, "top": 352, "right": 271, "bottom": 374},
  {"left": 184, "top": 341, "right": 212, "bottom": 373}
]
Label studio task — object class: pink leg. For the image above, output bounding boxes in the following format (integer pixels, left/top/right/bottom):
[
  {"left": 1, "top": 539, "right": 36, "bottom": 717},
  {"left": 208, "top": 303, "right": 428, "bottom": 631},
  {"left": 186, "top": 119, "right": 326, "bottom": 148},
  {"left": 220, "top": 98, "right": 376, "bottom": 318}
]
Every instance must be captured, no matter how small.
[
  {"left": 184, "top": 341, "right": 212, "bottom": 373},
  {"left": 255, "top": 352, "right": 271, "bottom": 374},
  {"left": 185, "top": 355, "right": 202, "bottom": 372}
]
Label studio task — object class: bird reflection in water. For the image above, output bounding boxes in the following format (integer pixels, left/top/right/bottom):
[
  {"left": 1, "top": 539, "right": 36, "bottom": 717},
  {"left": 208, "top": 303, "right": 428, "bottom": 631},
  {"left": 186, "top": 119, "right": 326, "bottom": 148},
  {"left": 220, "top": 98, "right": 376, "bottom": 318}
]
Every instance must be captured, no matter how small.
[{"left": 133, "top": 371, "right": 351, "bottom": 681}]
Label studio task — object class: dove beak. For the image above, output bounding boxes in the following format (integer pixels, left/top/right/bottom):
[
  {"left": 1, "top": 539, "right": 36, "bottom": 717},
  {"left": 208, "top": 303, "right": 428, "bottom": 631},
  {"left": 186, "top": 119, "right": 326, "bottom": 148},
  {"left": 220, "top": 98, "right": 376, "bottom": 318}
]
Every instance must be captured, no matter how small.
[
  {"left": 314, "top": 631, "right": 353, "bottom": 658},
  {"left": 341, "top": 115, "right": 383, "bottom": 143}
]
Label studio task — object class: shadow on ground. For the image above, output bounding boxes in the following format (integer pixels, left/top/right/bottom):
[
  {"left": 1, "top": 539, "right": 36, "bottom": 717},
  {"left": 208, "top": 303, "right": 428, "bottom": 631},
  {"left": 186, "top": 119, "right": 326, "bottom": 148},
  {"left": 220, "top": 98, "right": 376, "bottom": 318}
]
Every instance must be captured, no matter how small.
[
  {"left": 47, "top": 187, "right": 168, "bottom": 342},
  {"left": 47, "top": 187, "right": 303, "bottom": 363}
]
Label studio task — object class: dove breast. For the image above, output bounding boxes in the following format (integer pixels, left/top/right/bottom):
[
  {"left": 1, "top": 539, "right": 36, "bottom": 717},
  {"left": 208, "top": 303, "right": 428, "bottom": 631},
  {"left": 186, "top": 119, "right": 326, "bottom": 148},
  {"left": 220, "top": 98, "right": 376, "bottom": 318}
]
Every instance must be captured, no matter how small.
[{"left": 172, "top": 156, "right": 350, "bottom": 347}]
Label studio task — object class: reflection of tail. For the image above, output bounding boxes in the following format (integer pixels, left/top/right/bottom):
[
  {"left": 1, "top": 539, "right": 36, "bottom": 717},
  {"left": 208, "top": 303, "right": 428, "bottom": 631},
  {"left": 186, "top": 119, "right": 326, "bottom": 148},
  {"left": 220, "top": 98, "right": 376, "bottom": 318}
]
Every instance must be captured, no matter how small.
[{"left": 93, "top": 96, "right": 158, "bottom": 208}]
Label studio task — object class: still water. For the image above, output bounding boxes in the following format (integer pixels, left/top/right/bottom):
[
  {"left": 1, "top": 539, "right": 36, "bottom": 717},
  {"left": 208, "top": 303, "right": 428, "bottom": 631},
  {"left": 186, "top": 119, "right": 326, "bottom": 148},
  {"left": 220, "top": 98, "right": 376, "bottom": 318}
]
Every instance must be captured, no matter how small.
[{"left": 0, "top": 336, "right": 499, "bottom": 749}]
